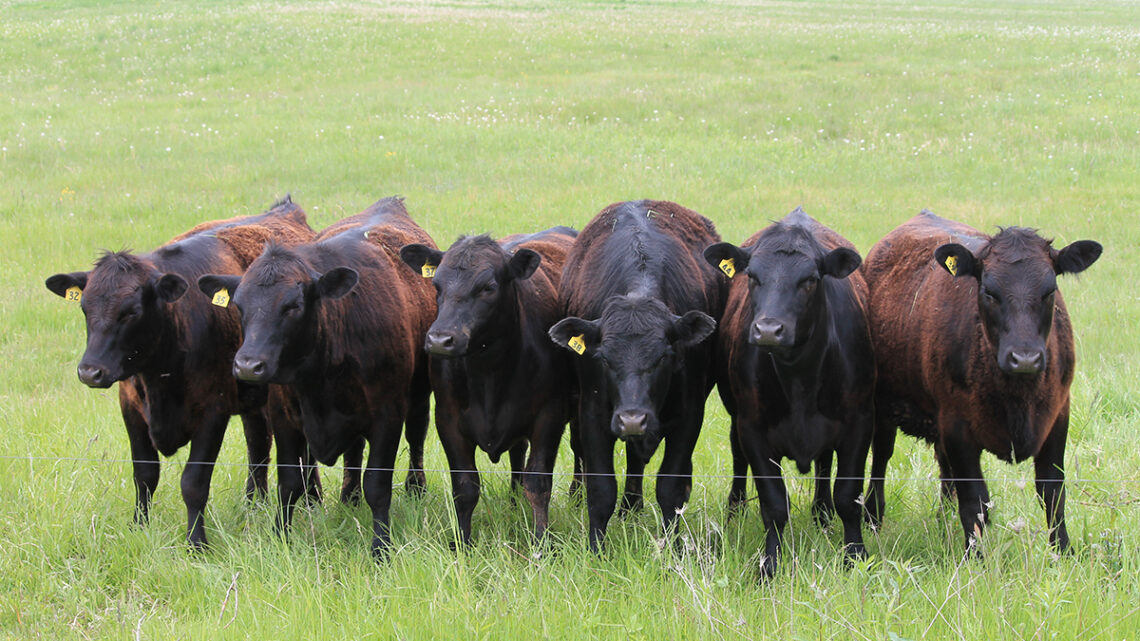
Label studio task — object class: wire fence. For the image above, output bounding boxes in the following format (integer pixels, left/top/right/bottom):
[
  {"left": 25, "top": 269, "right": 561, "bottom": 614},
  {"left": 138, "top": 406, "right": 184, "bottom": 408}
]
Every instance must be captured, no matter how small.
[{"left": 4, "top": 453, "right": 1140, "bottom": 486}]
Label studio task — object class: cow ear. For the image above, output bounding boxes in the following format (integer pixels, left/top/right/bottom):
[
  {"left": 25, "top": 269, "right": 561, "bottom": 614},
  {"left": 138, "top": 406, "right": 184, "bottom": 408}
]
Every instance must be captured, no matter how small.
[
  {"left": 670, "top": 310, "right": 717, "bottom": 348},
  {"left": 317, "top": 267, "right": 359, "bottom": 300},
  {"left": 399, "top": 244, "right": 445, "bottom": 277},
  {"left": 506, "top": 249, "right": 541, "bottom": 281},
  {"left": 933, "top": 243, "right": 978, "bottom": 279},
  {"left": 703, "top": 243, "right": 749, "bottom": 279},
  {"left": 1054, "top": 240, "right": 1102, "bottom": 275},
  {"left": 45, "top": 271, "right": 89, "bottom": 298},
  {"left": 197, "top": 274, "right": 242, "bottom": 304},
  {"left": 155, "top": 273, "right": 188, "bottom": 303},
  {"left": 548, "top": 317, "right": 601, "bottom": 357},
  {"left": 821, "top": 247, "right": 861, "bottom": 279}
]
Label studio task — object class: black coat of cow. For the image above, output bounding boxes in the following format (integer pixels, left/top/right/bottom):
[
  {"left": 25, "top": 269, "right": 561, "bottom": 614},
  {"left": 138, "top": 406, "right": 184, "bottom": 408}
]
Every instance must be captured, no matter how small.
[
  {"left": 704, "top": 207, "right": 874, "bottom": 578},
  {"left": 400, "top": 227, "right": 577, "bottom": 544},
  {"left": 45, "top": 197, "right": 314, "bottom": 548},
  {"left": 198, "top": 196, "right": 436, "bottom": 556},
  {"left": 862, "top": 210, "right": 1101, "bottom": 555},
  {"left": 550, "top": 200, "right": 724, "bottom": 551}
]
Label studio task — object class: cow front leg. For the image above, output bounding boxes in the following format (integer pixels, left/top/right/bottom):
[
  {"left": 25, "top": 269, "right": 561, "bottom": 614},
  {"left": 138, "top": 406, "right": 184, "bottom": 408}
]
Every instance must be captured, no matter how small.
[
  {"left": 942, "top": 430, "right": 990, "bottom": 558},
  {"left": 181, "top": 413, "right": 228, "bottom": 550},
  {"left": 120, "top": 384, "right": 159, "bottom": 526},
  {"left": 364, "top": 419, "right": 402, "bottom": 559},
  {"left": 1035, "top": 407, "right": 1070, "bottom": 553},
  {"left": 811, "top": 450, "right": 835, "bottom": 528}
]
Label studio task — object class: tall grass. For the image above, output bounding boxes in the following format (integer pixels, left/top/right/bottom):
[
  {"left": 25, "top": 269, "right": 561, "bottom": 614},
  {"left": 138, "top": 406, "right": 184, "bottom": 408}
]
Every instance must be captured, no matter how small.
[{"left": 1, "top": 1, "right": 1137, "bottom": 638}]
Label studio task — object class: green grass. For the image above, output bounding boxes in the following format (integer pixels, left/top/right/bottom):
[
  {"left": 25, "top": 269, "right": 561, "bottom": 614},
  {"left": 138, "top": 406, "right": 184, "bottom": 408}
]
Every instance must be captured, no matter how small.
[{"left": 2, "top": 1, "right": 1138, "bottom": 638}]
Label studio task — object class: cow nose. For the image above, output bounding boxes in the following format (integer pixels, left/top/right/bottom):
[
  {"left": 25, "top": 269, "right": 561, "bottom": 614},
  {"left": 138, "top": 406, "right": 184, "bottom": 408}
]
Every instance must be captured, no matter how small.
[
  {"left": 425, "top": 330, "right": 460, "bottom": 356},
  {"left": 233, "top": 355, "right": 267, "bottom": 381},
  {"left": 77, "top": 363, "right": 110, "bottom": 388},
  {"left": 751, "top": 319, "right": 785, "bottom": 346},
  {"left": 617, "top": 411, "right": 648, "bottom": 438},
  {"left": 1007, "top": 349, "right": 1044, "bottom": 375}
]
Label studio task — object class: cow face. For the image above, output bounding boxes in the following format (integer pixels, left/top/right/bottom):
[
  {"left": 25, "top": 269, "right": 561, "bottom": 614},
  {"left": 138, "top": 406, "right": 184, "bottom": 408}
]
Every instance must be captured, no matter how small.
[
  {"left": 705, "top": 233, "right": 860, "bottom": 353},
  {"left": 935, "top": 229, "right": 1101, "bottom": 376},
  {"left": 550, "top": 296, "right": 715, "bottom": 441},
  {"left": 46, "top": 253, "right": 188, "bottom": 387},
  {"left": 401, "top": 237, "right": 540, "bottom": 357},
  {"left": 199, "top": 246, "right": 358, "bottom": 384}
]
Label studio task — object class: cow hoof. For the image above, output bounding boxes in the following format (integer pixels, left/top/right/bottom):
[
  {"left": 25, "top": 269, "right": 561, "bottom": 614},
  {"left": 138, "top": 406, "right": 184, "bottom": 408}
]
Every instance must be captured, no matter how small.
[
  {"left": 618, "top": 495, "right": 643, "bottom": 516},
  {"left": 404, "top": 471, "right": 427, "bottom": 498}
]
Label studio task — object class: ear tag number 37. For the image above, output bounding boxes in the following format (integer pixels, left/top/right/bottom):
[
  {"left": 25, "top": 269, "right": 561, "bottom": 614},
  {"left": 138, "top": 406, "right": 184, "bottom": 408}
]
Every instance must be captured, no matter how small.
[
  {"left": 421, "top": 263, "right": 436, "bottom": 278},
  {"left": 211, "top": 288, "right": 230, "bottom": 308}
]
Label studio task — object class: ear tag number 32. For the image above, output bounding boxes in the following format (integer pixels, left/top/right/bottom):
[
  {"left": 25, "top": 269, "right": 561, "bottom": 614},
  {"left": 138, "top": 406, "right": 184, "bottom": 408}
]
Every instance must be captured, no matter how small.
[
  {"left": 211, "top": 288, "right": 230, "bottom": 308},
  {"left": 66, "top": 286, "right": 82, "bottom": 303}
]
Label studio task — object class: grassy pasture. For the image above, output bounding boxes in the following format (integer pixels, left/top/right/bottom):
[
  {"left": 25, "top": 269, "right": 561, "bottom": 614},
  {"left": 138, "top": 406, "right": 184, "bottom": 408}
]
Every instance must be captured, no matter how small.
[{"left": 1, "top": 0, "right": 1138, "bottom": 638}]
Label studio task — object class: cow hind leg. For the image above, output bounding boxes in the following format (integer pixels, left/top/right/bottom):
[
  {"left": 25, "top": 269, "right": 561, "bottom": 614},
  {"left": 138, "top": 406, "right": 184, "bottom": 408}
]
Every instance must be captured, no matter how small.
[
  {"left": 811, "top": 450, "right": 835, "bottom": 528},
  {"left": 340, "top": 437, "right": 365, "bottom": 506}
]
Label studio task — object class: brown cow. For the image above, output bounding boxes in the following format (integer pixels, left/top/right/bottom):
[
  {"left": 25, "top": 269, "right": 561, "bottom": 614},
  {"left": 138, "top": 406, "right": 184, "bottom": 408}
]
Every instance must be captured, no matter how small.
[
  {"left": 198, "top": 196, "right": 435, "bottom": 556},
  {"left": 862, "top": 210, "right": 1101, "bottom": 555},
  {"left": 45, "top": 196, "right": 315, "bottom": 549},
  {"left": 399, "top": 227, "right": 577, "bottom": 545}
]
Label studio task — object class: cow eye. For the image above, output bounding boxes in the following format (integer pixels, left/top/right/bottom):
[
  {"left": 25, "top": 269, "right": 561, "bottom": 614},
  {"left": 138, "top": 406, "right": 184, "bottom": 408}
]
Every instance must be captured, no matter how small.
[
  {"left": 282, "top": 300, "right": 302, "bottom": 314},
  {"left": 1041, "top": 289, "right": 1056, "bottom": 302},
  {"left": 800, "top": 277, "right": 818, "bottom": 293},
  {"left": 479, "top": 282, "right": 498, "bottom": 296},
  {"left": 981, "top": 287, "right": 999, "bottom": 304}
]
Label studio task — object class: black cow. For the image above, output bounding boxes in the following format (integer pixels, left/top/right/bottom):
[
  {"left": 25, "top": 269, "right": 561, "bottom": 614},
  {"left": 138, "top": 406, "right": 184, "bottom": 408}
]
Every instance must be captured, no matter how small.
[
  {"left": 704, "top": 207, "right": 874, "bottom": 578},
  {"left": 45, "top": 197, "right": 314, "bottom": 548},
  {"left": 549, "top": 200, "right": 724, "bottom": 551},
  {"left": 198, "top": 196, "right": 436, "bottom": 556},
  {"left": 399, "top": 227, "right": 577, "bottom": 544},
  {"left": 862, "top": 210, "right": 1101, "bottom": 555}
]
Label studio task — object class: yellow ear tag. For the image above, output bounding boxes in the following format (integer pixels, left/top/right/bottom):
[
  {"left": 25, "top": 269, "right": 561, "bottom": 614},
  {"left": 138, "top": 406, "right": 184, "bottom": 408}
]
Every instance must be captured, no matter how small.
[
  {"left": 211, "top": 288, "right": 231, "bottom": 308},
  {"left": 567, "top": 334, "right": 587, "bottom": 355},
  {"left": 718, "top": 258, "right": 736, "bottom": 278},
  {"left": 65, "top": 286, "right": 82, "bottom": 303},
  {"left": 944, "top": 255, "right": 958, "bottom": 276},
  {"left": 421, "top": 263, "right": 436, "bottom": 278}
]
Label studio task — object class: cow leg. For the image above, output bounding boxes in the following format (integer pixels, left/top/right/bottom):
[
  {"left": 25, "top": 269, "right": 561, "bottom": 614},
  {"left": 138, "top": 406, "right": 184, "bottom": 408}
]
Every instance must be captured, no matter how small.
[
  {"left": 737, "top": 420, "right": 787, "bottom": 580},
  {"left": 273, "top": 423, "right": 310, "bottom": 535},
  {"left": 834, "top": 414, "right": 872, "bottom": 564},
  {"left": 655, "top": 420, "right": 700, "bottom": 540},
  {"left": 523, "top": 410, "right": 566, "bottom": 543},
  {"left": 1034, "top": 406, "right": 1070, "bottom": 553},
  {"left": 811, "top": 450, "right": 835, "bottom": 528},
  {"left": 509, "top": 442, "right": 528, "bottom": 498},
  {"left": 181, "top": 413, "right": 229, "bottom": 550},
  {"left": 942, "top": 431, "right": 989, "bottom": 558},
  {"left": 727, "top": 416, "right": 749, "bottom": 516},
  {"left": 865, "top": 410, "right": 896, "bottom": 527},
  {"left": 580, "top": 411, "right": 618, "bottom": 552},
  {"left": 438, "top": 428, "right": 480, "bottom": 548},
  {"left": 618, "top": 446, "right": 645, "bottom": 516},
  {"left": 340, "top": 437, "right": 364, "bottom": 506},
  {"left": 238, "top": 411, "right": 272, "bottom": 501},
  {"left": 567, "top": 417, "right": 585, "bottom": 499},
  {"left": 403, "top": 375, "right": 430, "bottom": 497},
  {"left": 121, "top": 387, "right": 159, "bottom": 526},
  {"left": 936, "top": 446, "right": 956, "bottom": 503},
  {"left": 364, "top": 414, "right": 404, "bottom": 558}
]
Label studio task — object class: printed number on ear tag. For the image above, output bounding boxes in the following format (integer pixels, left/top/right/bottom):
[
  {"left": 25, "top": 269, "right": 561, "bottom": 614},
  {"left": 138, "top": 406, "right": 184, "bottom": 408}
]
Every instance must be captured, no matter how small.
[
  {"left": 421, "top": 264, "right": 436, "bottom": 278},
  {"left": 568, "top": 334, "right": 586, "bottom": 355},
  {"left": 944, "top": 255, "right": 958, "bottom": 276},
  {"left": 211, "top": 288, "right": 230, "bottom": 308},
  {"left": 718, "top": 258, "right": 736, "bottom": 278},
  {"left": 65, "top": 286, "right": 82, "bottom": 303}
]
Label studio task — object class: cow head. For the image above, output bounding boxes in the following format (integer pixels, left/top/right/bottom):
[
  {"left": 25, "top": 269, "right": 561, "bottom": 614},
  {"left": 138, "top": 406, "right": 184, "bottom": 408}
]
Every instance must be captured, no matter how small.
[
  {"left": 401, "top": 236, "right": 539, "bottom": 357},
  {"left": 934, "top": 228, "right": 1101, "bottom": 376},
  {"left": 550, "top": 295, "right": 715, "bottom": 442},
  {"left": 704, "top": 227, "right": 860, "bottom": 353},
  {"left": 198, "top": 244, "right": 357, "bottom": 384},
  {"left": 46, "top": 252, "right": 188, "bottom": 387}
]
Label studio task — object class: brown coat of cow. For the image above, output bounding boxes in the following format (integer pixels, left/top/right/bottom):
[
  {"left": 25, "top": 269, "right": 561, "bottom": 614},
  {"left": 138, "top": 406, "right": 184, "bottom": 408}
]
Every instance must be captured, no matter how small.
[{"left": 862, "top": 210, "right": 1101, "bottom": 554}]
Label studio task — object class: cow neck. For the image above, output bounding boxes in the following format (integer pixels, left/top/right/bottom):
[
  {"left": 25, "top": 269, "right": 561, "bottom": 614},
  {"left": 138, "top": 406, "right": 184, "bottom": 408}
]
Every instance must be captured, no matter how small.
[{"left": 136, "top": 302, "right": 187, "bottom": 382}]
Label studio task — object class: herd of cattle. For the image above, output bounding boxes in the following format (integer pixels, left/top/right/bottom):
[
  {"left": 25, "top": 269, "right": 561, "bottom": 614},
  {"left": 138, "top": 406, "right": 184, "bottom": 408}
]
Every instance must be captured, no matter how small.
[{"left": 45, "top": 195, "right": 1101, "bottom": 578}]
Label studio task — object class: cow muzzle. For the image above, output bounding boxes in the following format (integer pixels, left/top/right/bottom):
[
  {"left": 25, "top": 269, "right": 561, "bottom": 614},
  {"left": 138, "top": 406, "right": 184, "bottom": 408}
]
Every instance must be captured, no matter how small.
[
  {"left": 1002, "top": 348, "right": 1046, "bottom": 376},
  {"left": 750, "top": 318, "right": 790, "bottom": 347},
  {"left": 233, "top": 354, "right": 269, "bottom": 382},
  {"left": 613, "top": 410, "right": 649, "bottom": 439},
  {"left": 77, "top": 362, "right": 114, "bottom": 388},
  {"left": 425, "top": 329, "right": 468, "bottom": 357}
]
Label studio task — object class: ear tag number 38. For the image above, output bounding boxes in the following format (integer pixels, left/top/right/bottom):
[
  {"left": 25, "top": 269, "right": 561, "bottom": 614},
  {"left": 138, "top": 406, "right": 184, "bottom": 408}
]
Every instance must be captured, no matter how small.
[
  {"left": 718, "top": 258, "right": 736, "bottom": 278},
  {"left": 66, "top": 286, "right": 82, "bottom": 303},
  {"left": 211, "top": 288, "right": 230, "bottom": 308},
  {"left": 568, "top": 334, "right": 587, "bottom": 355},
  {"left": 421, "top": 263, "right": 436, "bottom": 278}
]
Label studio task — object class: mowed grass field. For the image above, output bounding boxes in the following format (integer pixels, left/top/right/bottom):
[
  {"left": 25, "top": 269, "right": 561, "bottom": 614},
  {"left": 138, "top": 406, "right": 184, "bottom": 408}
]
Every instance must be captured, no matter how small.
[{"left": 2, "top": 0, "right": 1138, "bottom": 638}]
